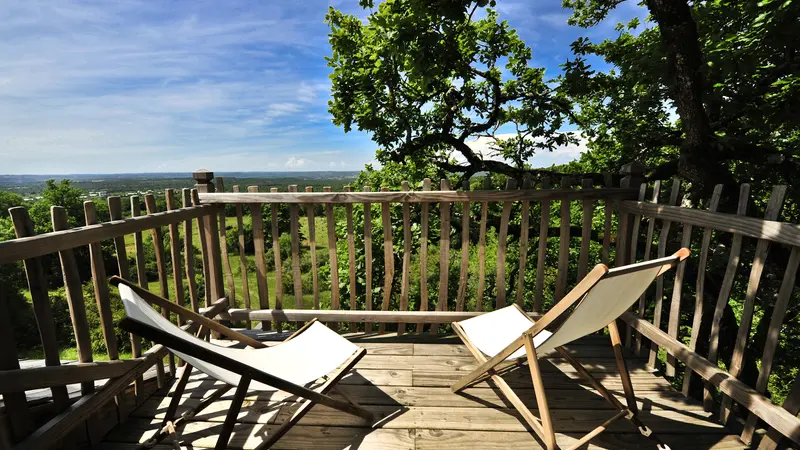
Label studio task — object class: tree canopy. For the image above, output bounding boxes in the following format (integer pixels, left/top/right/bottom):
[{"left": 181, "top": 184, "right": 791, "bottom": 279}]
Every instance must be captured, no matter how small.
[
  {"left": 326, "top": 0, "right": 578, "bottom": 182},
  {"left": 327, "top": 0, "right": 799, "bottom": 200}
]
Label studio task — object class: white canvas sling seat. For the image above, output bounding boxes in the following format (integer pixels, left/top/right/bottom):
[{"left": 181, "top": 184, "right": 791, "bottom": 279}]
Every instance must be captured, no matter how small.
[
  {"left": 451, "top": 249, "right": 690, "bottom": 450},
  {"left": 111, "top": 277, "right": 373, "bottom": 450}
]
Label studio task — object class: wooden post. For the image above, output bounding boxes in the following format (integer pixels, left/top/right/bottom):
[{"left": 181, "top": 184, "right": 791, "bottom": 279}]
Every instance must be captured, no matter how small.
[
  {"left": 363, "top": 186, "right": 374, "bottom": 333},
  {"left": 181, "top": 189, "right": 200, "bottom": 313},
  {"left": 457, "top": 179, "right": 471, "bottom": 311},
  {"left": 289, "top": 185, "right": 304, "bottom": 314},
  {"left": 476, "top": 177, "right": 491, "bottom": 313},
  {"left": 635, "top": 181, "right": 661, "bottom": 355},
  {"left": 554, "top": 176, "right": 573, "bottom": 302},
  {"left": 83, "top": 201, "right": 130, "bottom": 419},
  {"left": 617, "top": 162, "right": 646, "bottom": 266},
  {"left": 193, "top": 170, "right": 224, "bottom": 306},
  {"left": 344, "top": 186, "right": 357, "bottom": 331},
  {"left": 399, "top": 182, "right": 412, "bottom": 334},
  {"left": 131, "top": 196, "right": 165, "bottom": 387},
  {"left": 247, "top": 186, "right": 270, "bottom": 330},
  {"left": 51, "top": 206, "right": 95, "bottom": 395},
  {"left": 601, "top": 173, "right": 613, "bottom": 265},
  {"left": 648, "top": 178, "right": 681, "bottom": 369},
  {"left": 324, "top": 187, "right": 340, "bottom": 330},
  {"left": 495, "top": 179, "right": 516, "bottom": 308},
  {"left": 215, "top": 178, "right": 237, "bottom": 309},
  {"left": 618, "top": 162, "right": 645, "bottom": 349},
  {"left": 270, "top": 187, "right": 284, "bottom": 333},
  {"left": 577, "top": 178, "right": 594, "bottom": 280},
  {"left": 307, "top": 186, "right": 320, "bottom": 311},
  {"left": 0, "top": 286, "right": 34, "bottom": 442},
  {"left": 720, "top": 185, "right": 788, "bottom": 423},
  {"left": 107, "top": 196, "right": 131, "bottom": 279},
  {"left": 379, "top": 187, "right": 394, "bottom": 334},
  {"left": 704, "top": 184, "right": 750, "bottom": 410},
  {"left": 230, "top": 186, "right": 250, "bottom": 325},
  {"left": 8, "top": 208, "right": 69, "bottom": 410},
  {"left": 432, "top": 179, "right": 451, "bottom": 334},
  {"left": 534, "top": 177, "right": 551, "bottom": 312},
  {"left": 516, "top": 175, "right": 532, "bottom": 306},
  {"left": 417, "top": 179, "right": 431, "bottom": 332},
  {"left": 165, "top": 190, "right": 186, "bottom": 325},
  {"left": 106, "top": 199, "right": 143, "bottom": 394}
]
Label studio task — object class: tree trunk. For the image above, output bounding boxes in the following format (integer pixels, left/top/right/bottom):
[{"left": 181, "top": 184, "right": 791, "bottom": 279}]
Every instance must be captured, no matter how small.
[{"left": 645, "top": 0, "right": 735, "bottom": 202}]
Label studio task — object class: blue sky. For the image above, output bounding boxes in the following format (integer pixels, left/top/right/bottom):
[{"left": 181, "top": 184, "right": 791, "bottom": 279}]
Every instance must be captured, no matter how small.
[{"left": 0, "top": 0, "right": 645, "bottom": 174}]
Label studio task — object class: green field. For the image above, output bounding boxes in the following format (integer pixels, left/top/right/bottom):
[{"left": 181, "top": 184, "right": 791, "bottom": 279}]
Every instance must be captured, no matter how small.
[{"left": 123, "top": 214, "right": 332, "bottom": 313}]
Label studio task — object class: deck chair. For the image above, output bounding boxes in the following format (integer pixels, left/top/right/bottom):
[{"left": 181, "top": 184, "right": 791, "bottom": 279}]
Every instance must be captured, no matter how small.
[
  {"left": 110, "top": 277, "right": 373, "bottom": 450},
  {"left": 451, "top": 249, "right": 690, "bottom": 450}
]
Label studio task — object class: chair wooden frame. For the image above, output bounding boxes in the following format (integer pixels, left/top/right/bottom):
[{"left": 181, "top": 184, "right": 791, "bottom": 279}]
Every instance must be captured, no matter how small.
[
  {"left": 110, "top": 277, "right": 373, "bottom": 450},
  {"left": 450, "top": 249, "right": 689, "bottom": 450}
]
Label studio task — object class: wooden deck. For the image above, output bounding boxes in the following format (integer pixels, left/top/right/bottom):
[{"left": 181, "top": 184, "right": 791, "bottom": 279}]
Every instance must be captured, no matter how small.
[{"left": 100, "top": 333, "right": 747, "bottom": 449}]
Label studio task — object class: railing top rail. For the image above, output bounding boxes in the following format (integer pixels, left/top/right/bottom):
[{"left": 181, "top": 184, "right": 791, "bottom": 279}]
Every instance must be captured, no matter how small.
[
  {"left": 199, "top": 187, "right": 639, "bottom": 204},
  {"left": 616, "top": 199, "right": 800, "bottom": 247},
  {"left": 0, "top": 204, "right": 214, "bottom": 265}
]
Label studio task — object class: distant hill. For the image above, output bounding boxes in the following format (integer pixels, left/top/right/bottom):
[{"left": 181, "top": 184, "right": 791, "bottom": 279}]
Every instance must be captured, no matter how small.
[{"left": 0, "top": 171, "right": 360, "bottom": 185}]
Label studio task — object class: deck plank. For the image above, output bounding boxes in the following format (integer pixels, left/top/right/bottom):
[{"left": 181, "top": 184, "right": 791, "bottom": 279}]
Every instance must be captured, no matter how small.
[{"left": 99, "top": 334, "right": 744, "bottom": 449}]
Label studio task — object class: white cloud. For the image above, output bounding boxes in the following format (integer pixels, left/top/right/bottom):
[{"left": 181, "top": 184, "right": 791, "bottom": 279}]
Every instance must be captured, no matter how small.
[
  {"left": 463, "top": 132, "right": 588, "bottom": 168},
  {"left": 0, "top": 0, "right": 375, "bottom": 174},
  {"left": 285, "top": 156, "right": 308, "bottom": 168}
]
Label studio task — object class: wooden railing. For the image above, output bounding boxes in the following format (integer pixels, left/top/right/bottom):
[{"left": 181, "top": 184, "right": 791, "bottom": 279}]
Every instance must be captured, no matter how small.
[
  {"left": 195, "top": 174, "right": 638, "bottom": 331},
  {"left": 2, "top": 167, "right": 800, "bottom": 449},
  {"left": 616, "top": 179, "right": 800, "bottom": 449},
  {"left": 0, "top": 188, "right": 221, "bottom": 449}
]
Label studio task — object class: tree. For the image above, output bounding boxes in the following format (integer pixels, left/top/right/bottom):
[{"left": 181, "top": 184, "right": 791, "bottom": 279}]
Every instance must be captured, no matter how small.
[
  {"left": 0, "top": 191, "right": 26, "bottom": 218},
  {"left": 562, "top": 0, "right": 799, "bottom": 200},
  {"left": 326, "top": 0, "right": 580, "bottom": 183}
]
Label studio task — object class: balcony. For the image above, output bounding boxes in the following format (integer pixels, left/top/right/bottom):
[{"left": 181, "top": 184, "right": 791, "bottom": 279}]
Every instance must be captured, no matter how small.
[{"left": 1, "top": 168, "right": 798, "bottom": 449}]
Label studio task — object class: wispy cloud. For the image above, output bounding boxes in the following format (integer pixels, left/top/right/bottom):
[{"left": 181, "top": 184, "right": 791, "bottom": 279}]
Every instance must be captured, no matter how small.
[
  {"left": 0, "top": 0, "right": 375, "bottom": 174},
  {"left": 0, "top": 0, "right": 638, "bottom": 174}
]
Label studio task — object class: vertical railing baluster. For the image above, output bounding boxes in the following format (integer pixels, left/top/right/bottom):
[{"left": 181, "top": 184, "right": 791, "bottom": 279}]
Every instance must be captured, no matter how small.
[
  {"left": 216, "top": 178, "right": 236, "bottom": 310},
  {"left": 432, "top": 180, "right": 450, "bottom": 334},
  {"left": 306, "top": 186, "right": 320, "bottom": 312},
  {"left": 379, "top": 187, "right": 394, "bottom": 334},
  {"left": 51, "top": 206, "right": 95, "bottom": 395},
  {"left": 344, "top": 186, "right": 357, "bottom": 331},
  {"left": 534, "top": 177, "right": 551, "bottom": 313},
  {"left": 495, "top": 179, "right": 515, "bottom": 308},
  {"left": 363, "top": 186, "right": 374, "bottom": 333},
  {"left": 399, "top": 182, "right": 412, "bottom": 334},
  {"left": 721, "top": 185, "right": 788, "bottom": 423},
  {"left": 288, "top": 185, "right": 304, "bottom": 327},
  {"left": 270, "top": 187, "right": 284, "bottom": 333},
  {"left": 515, "top": 176, "right": 532, "bottom": 307},
  {"left": 417, "top": 179, "right": 431, "bottom": 332},
  {"left": 9, "top": 207, "right": 69, "bottom": 411},
  {"left": 324, "top": 187, "right": 340, "bottom": 331},
  {"left": 248, "top": 186, "right": 270, "bottom": 331},
  {"left": 182, "top": 189, "right": 200, "bottom": 313},
  {"left": 144, "top": 195, "right": 175, "bottom": 376},
  {"left": 457, "top": 180, "right": 471, "bottom": 311},
  {"left": 647, "top": 179, "right": 681, "bottom": 370},
  {"left": 106, "top": 198, "right": 143, "bottom": 396},
  {"left": 131, "top": 196, "right": 164, "bottom": 387},
  {"left": 554, "top": 176, "right": 573, "bottom": 302}
]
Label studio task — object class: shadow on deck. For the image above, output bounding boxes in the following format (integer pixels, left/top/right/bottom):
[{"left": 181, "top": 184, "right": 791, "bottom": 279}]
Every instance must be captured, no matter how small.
[{"left": 98, "top": 333, "right": 748, "bottom": 449}]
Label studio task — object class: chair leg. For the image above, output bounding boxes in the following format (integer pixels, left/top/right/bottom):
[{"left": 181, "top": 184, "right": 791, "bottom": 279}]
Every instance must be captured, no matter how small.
[
  {"left": 162, "top": 364, "right": 193, "bottom": 428},
  {"left": 608, "top": 320, "right": 638, "bottom": 414},
  {"left": 523, "top": 332, "right": 556, "bottom": 450},
  {"left": 215, "top": 375, "right": 251, "bottom": 450}
]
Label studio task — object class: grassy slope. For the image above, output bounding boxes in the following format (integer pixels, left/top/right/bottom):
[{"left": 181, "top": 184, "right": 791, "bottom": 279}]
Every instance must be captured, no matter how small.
[{"left": 122, "top": 214, "right": 332, "bottom": 312}]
